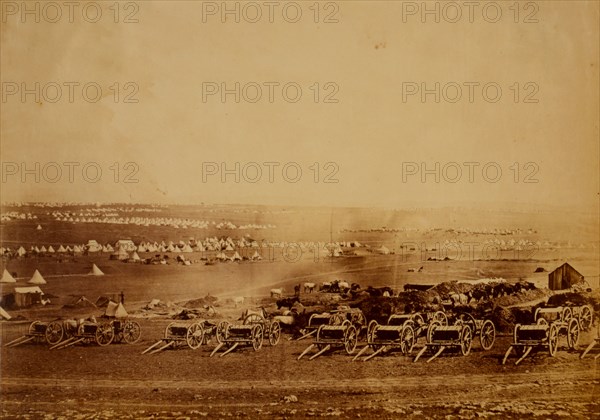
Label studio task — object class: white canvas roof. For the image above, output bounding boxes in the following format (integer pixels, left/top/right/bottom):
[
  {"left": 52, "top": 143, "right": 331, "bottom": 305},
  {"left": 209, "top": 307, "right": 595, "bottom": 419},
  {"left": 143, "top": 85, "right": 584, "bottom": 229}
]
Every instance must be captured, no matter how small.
[
  {"left": 28, "top": 270, "right": 47, "bottom": 285},
  {"left": 90, "top": 264, "right": 105, "bottom": 276},
  {"left": 15, "top": 286, "right": 44, "bottom": 294},
  {"left": 0, "top": 269, "right": 16, "bottom": 283}
]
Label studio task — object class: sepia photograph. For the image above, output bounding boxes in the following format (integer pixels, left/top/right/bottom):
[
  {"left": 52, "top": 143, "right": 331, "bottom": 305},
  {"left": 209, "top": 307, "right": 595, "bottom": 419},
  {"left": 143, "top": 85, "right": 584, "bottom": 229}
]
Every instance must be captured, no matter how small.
[{"left": 0, "top": 1, "right": 599, "bottom": 418}]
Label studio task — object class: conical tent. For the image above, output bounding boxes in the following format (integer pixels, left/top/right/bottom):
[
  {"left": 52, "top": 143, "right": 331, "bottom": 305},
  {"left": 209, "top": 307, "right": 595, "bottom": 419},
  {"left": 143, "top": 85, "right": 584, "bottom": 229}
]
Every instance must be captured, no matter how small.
[
  {"left": 90, "top": 264, "right": 104, "bottom": 276},
  {"left": 130, "top": 251, "right": 141, "bottom": 261},
  {"left": 0, "top": 269, "right": 16, "bottom": 283},
  {"left": 106, "top": 301, "right": 129, "bottom": 318},
  {"left": 251, "top": 251, "right": 262, "bottom": 260},
  {"left": 28, "top": 270, "right": 47, "bottom": 284},
  {"left": 36, "top": 225, "right": 42, "bottom": 230},
  {"left": 47, "top": 246, "right": 55, "bottom": 253},
  {"left": 17, "top": 246, "right": 26, "bottom": 256},
  {"left": 232, "top": 252, "right": 242, "bottom": 261},
  {"left": 57, "top": 245, "right": 67, "bottom": 253}
]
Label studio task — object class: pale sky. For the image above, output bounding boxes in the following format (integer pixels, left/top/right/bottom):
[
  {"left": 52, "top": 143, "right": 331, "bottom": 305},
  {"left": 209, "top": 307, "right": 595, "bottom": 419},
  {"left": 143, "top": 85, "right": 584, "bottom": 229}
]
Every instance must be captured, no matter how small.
[{"left": 1, "top": 1, "right": 598, "bottom": 210}]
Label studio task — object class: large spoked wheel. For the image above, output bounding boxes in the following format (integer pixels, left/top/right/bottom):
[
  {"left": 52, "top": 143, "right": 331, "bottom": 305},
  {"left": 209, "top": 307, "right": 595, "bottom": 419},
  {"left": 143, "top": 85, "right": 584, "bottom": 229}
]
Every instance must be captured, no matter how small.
[
  {"left": 186, "top": 322, "right": 204, "bottom": 349},
  {"left": 562, "top": 307, "right": 573, "bottom": 323},
  {"left": 45, "top": 321, "right": 64, "bottom": 345},
  {"left": 216, "top": 321, "right": 229, "bottom": 344},
  {"left": 566, "top": 318, "right": 580, "bottom": 349},
  {"left": 579, "top": 306, "right": 593, "bottom": 331},
  {"left": 252, "top": 325, "right": 264, "bottom": 351},
  {"left": 460, "top": 325, "right": 473, "bottom": 356},
  {"left": 413, "top": 313, "right": 425, "bottom": 328},
  {"left": 427, "top": 321, "right": 441, "bottom": 344},
  {"left": 433, "top": 311, "right": 448, "bottom": 326},
  {"left": 367, "top": 320, "right": 379, "bottom": 348},
  {"left": 122, "top": 321, "right": 141, "bottom": 344},
  {"left": 329, "top": 313, "right": 345, "bottom": 326},
  {"left": 95, "top": 323, "right": 115, "bottom": 346},
  {"left": 316, "top": 325, "right": 324, "bottom": 349},
  {"left": 244, "top": 313, "right": 263, "bottom": 325},
  {"left": 351, "top": 311, "right": 366, "bottom": 330},
  {"left": 344, "top": 325, "right": 358, "bottom": 355},
  {"left": 548, "top": 324, "right": 559, "bottom": 356},
  {"left": 269, "top": 321, "right": 281, "bottom": 346},
  {"left": 480, "top": 320, "right": 496, "bottom": 351},
  {"left": 400, "top": 325, "right": 416, "bottom": 355},
  {"left": 455, "top": 313, "right": 476, "bottom": 329},
  {"left": 28, "top": 321, "right": 41, "bottom": 335}
]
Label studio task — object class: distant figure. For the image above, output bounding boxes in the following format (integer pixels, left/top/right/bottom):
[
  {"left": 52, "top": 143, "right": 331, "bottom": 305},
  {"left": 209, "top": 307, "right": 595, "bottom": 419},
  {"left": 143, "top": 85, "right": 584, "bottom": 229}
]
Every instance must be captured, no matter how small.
[{"left": 120, "top": 291, "right": 125, "bottom": 304}]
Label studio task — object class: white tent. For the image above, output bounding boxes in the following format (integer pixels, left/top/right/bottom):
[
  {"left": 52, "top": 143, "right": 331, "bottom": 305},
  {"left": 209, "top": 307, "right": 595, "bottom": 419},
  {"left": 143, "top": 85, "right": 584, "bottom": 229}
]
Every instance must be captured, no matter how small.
[
  {"left": 36, "top": 224, "right": 42, "bottom": 230},
  {"left": 105, "top": 301, "right": 128, "bottom": 318},
  {"left": 377, "top": 245, "right": 390, "bottom": 255},
  {"left": 28, "top": 269, "right": 47, "bottom": 285},
  {"left": 57, "top": 245, "right": 67, "bottom": 253},
  {"left": 130, "top": 251, "right": 141, "bottom": 262},
  {"left": 216, "top": 252, "right": 228, "bottom": 261},
  {"left": 251, "top": 251, "right": 262, "bottom": 261},
  {"left": 0, "top": 269, "right": 16, "bottom": 283},
  {"left": 17, "top": 246, "right": 26, "bottom": 257},
  {"left": 231, "top": 252, "right": 242, "bottom": 261},
  {"left": 47, "top": 246, "right": 55, "bottom": 253},
  {"left": 90, "top": 264, "right": 105, "bottom": 276}
]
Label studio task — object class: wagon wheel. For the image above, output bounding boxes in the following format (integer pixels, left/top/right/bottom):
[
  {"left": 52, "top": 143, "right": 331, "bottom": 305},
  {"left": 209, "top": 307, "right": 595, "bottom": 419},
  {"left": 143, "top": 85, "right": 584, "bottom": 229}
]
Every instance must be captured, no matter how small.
[
  {"left": 427, "top": 321, "right": 441, "bottom": 344},
  {"left": 28, "top": 321, "right": 44, "bottom": 344},
  {"left": 367, "top": 320, "right": 378, "bottom": 343},
  {"left": 351, "top": 311, "right": 366, "bottom": 329},
  {"left": 561, "top": 307, "right": 573, "bottom": 323},
  {"left": 579, "top": 306, "right": 593, "bottom": 331},
  {"left": 316, "top": 325, "right": 326, "bottom": 350},
  {"left": 455, "top": 313, "right": 476, "bottom": 330},
  {"left": 216, "top": 321, "right": 229, "bottom": 344},
  {"left": 432, "top": 311, "right": 447, "bottom": 326},
  {"left": 95, "top": 323, "right": 115, "bottom": 346},
  {"left": 479, "top": 320, "right": 496, "bottom": 351},
  {"left": 269, "top": 321, "right": 281, "bottom": 346},
  {"left": 28, "top": 321, "right": 41, "bottom": 335},
  {"left": 344, "top": 325, "right": 358, "bottom": 354},
  {"left": 400, "top": 324, "right": 416, "bottom": 355},
  {"left": 413, "top": 313, "right": 425, "bottom": 328},
  {"left": 122, "top": 321, "right": 142, "bottom": 344},
  {"left": 329, "top": 312, "right": 345, "bottom": 326},
  {"left": 186, "top": 322, "right": 204, "bottom": 349},
  {"left": 45, "top": 321, "right": 64, "bottom": 345},
  {"left": 548, "top": 324, "right": 559, "bottom": 357},
  {"left": 460, "top": 325, "right": 473, "bottom": 356},
  {"left": 252, "top": 325, "right": 264, "bottom": 351},
  {"left": 244, "top": 313, "right": 263, "bottom": 325},
  {"left": 566, "top": 318, "right": 580, "bottom": 350}
]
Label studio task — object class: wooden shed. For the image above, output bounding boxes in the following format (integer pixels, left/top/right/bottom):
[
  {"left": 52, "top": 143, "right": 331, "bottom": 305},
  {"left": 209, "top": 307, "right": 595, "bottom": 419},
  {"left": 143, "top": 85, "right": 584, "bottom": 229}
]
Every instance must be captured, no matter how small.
[{"left": 548, "top": 263, "right": 584, "bottom": 290}]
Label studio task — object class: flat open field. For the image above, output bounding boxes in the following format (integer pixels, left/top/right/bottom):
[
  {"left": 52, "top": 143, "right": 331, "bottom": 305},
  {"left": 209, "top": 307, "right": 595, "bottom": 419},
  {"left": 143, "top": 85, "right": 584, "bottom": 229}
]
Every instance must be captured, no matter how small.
[{"left": 1, "top": 204, "right": 599, "bottom": 418}]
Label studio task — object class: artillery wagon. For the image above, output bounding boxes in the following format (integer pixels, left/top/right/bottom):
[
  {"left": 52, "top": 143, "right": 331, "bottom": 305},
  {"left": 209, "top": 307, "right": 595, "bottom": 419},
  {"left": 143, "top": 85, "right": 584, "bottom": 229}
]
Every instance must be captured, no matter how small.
[
  {"left": 52, "top": 318, "right": 141, "bottom": 349},
  {"left": 210, "top": 311, "right": 281, "bottom": 357},
  {"left": 411, "top": 311, "right": 488, "bottom": 363},
  {"left": 297, "top": 319, "right": 359, "bottom": 360},
  {"left": 353, "top": 310, "right": 448, "bottom": 361},
  {"left": 4, "top": 320, "right": 67, "bottom": 347},
  {"left": 502, "top": 305, "right": 587, "bottom": 365},
  {"left": 297, "top": 307, "right": 367, "bottom": 341},
  {"left": 143, "top": 320, "right": 215, "bottom": 354}
]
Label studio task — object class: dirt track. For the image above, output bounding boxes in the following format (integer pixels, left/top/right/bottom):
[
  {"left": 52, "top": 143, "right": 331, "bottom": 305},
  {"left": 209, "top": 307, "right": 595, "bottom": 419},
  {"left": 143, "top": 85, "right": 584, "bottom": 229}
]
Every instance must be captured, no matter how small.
[{"left": 1, "top": 322, "right": 599, "bottom": 419}]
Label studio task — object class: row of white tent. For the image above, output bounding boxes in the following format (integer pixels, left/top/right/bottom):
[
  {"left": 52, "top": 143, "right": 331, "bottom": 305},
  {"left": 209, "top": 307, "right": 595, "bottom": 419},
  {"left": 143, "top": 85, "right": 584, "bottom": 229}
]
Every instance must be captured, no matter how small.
[
  {"left": 0, "top": 264, "right": 105, "bottom": 284},
  {"left": 51, "top": 213, "right": 275, "bottom": 230},
  {"left": 0, "top": 212, "right": 38, "bottom": 221}
]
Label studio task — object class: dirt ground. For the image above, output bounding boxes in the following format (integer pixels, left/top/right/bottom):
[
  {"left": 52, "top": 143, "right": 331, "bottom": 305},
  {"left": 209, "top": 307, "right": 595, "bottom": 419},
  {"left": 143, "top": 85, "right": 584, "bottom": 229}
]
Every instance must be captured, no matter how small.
[
  {"left": 1, "top": 206, "right": 599, "bottom": 418},
  {"left": 1, "top": 316, "right": 599, "bottom": 419}
]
